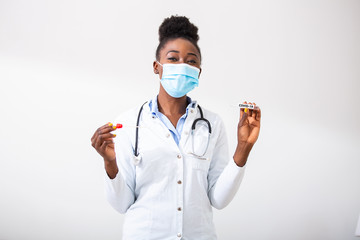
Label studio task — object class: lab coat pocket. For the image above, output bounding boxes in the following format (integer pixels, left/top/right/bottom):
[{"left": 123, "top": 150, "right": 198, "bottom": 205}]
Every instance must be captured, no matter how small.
[
  {"left": 191, "top": 158, "right": 210, "bottom": 172},
  {"left": 185, "top": 123, "right": 212, "bottom": 173},
  {"left": 188, "top": 155, "right": 211, "bottom": 191},
  {"left": 190, "top": 156, "right": 211, "bottom": 172},
  {"left": 188, "top": 122, "right": 211, "bottom": 158}
]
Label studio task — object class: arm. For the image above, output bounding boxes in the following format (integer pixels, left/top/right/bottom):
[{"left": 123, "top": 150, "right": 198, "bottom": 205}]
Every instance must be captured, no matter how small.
[
  {"left": 208, "top": 103, "right": 261, "bottom": 209},
  {"left": 233, "top": 102, "right": 261, "bottom": 167},
  {"left": 207, "top": 119, "right": 246, "bottom": 209},
  {"left": 91, "top": 123, "right": 136, "bottom": 214}
]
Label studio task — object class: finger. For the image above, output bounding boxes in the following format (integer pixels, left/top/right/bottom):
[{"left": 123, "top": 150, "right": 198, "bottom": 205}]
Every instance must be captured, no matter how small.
[
  {"left": 102, "top": 123, "right": 117, "bottom": 132},
  {"left": 95, "top": 131, "right": 112, "bottom": 149},
  {"left": 239, "top": 103, "right": 248, "bottom": 126},
  {"left": 239, "top": 101, "right": 247, "bottom": 120},
  {"left": 252, "top": 102, "right": 257, "bottom": 118},
  {"left": 239, "top": 112, "right": 248, "bottom": 126},
  {"left": 255, "top": 107, "right": 261, "bottom": 121},
  {"left": 100, "top": 139, "right": 114, "bottom": 152},
  {"left": 91, "top": 123, "right": 114, "bottom": 141},
  {"left": 91, "top": 137, "right": 97, "bottom": 148},
  {"left": 96, "top": 131, "right": 116, "bottom": 148},
  {"left": 250, "top": 102, "right": 259, "bottom": 120},
  {"left": 101, "top": 132, "right": 117, "bottom": 140},
  {"left": 100, "top": 123, "right": 116, "bottom": 131},
  {"left": 97, "top": 124, "right": 116, "bottom": 136},
  {"left": 248, "top": 102, "right": 254, "bottom": 117},
  {"left": 92, "top": 130, "right": 102, "bottom": 147},
  {"left": 94, "top": 133, "right": 104, "bottom": 150}
]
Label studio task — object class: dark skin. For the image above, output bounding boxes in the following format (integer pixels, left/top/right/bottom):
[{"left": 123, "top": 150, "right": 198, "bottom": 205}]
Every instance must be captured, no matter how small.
[
  {"left": 153, "top": 38, "right": 202, "bottom": 127},
  {"left": 91, "top": 38, "right": 261, "bottom": 179}
]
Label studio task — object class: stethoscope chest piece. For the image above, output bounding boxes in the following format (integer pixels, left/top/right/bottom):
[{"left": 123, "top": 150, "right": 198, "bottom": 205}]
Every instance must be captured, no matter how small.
[{"left": 133, "top": 155, "right": 142, "bottom": 166}]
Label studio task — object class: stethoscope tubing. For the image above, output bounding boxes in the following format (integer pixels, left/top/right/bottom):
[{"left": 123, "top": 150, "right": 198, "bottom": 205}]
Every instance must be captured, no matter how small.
[{"left": 134, "top": 102, "right": 211, "bottom": 158}]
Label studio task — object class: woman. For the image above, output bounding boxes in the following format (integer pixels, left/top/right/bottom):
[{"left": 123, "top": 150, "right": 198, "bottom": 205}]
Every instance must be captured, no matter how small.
[{"left": 91, "top": 15, "right": 261, "bottom": 240}]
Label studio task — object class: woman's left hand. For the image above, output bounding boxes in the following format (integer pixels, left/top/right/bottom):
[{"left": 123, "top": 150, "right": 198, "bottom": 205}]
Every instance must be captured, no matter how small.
[
  {"left": 238, "top": 101, "right": 261, "bottom": 144},
  {"left": 233, "top": 101, "right": 261, "bottom": 166}
]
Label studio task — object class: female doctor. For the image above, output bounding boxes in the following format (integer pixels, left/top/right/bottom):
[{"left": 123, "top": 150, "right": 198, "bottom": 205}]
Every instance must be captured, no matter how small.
[{"left": 91, "top": 16, "right": 261, "bottom": 240}]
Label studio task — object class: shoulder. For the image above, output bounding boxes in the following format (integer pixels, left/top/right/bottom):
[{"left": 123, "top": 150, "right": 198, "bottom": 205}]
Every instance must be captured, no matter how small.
[
  {"left": 112, "top": 102, "right": 149, "bottom": 145},
  {"left": 198, "top": 105, "right": 223, "bottom": 126},
  {"left": 196, "top": 104, "right": 226, "bottom": 140},
  {"left": 195, "top": 104, "right": 228, "bottom": 149},
  {"left": 114, "top": 107, "right": 138, "bottom": 123},
  {"left": 113, "top": 102, "right": 149, "bottom": 124}
]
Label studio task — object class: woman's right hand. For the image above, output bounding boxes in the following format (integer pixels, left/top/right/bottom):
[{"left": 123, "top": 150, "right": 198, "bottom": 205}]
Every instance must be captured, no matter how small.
[{"left": 91, "top": 123, "right": 117, "bottom": 162}]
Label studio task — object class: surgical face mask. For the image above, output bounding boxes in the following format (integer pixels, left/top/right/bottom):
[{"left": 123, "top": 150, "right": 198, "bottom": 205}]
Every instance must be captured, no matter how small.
[{"left": 157, "top": 61, "right": 200, "bottom": 98}]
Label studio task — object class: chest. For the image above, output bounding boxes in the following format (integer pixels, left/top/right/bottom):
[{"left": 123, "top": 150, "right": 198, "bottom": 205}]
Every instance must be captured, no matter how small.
[{"left": 133, "top": 116, "right": 216, "bottom": 190}]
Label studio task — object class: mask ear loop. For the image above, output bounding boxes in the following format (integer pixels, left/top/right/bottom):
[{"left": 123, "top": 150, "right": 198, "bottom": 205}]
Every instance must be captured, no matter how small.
[{"left": 155, "top": 61, "right": 162, "bottom": 75}]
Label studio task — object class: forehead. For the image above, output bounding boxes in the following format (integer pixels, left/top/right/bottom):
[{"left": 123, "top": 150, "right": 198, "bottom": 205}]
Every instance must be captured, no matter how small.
[{"left": 161, "top": 38, "right": 199, "bottom": 56}]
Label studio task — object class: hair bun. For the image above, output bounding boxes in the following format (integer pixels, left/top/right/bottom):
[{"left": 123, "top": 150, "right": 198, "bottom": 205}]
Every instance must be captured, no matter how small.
[{"left": 159, "top": 15, "right": 199, "bottom": 43}]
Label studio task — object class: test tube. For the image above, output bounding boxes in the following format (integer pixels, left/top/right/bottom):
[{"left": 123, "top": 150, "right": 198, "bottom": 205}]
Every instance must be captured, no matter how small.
[{"left": 239, "top": 103, "right": 260, "bottom": 110}]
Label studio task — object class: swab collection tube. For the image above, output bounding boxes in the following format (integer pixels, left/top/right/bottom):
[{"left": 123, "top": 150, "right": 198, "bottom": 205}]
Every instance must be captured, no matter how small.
[
  {"left": 112, "top": 123, "right": 144, "bottom": 129},
  {"left": 239, "top": 103, "right": 260, "bottom": 110}
]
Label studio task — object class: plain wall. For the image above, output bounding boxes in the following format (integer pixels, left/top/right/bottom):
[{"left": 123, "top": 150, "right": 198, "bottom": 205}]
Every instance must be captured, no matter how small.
[{"left": 0, "top": 0, "right": 359, "bottom": 239}]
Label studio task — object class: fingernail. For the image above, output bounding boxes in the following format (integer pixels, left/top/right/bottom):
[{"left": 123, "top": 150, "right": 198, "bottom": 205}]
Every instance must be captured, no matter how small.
[
  {"left": 113, "top": 126, "right": 116, "bottom": 129},
  {"left": 108, "top": 123, "right": 113, "bottom": 126},
  {"left": 116, "top": 124, "right": 123, "bottom": 129},
  {"left": 113, "top": 134, "right": 116, "bottom": 137},
  {"left": 245, "top": 108, "right": 248, "bottom": 113}
]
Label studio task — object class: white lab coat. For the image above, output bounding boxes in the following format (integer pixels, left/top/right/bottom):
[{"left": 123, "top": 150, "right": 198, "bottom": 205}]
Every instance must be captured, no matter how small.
[{"left": 105, "top": 100, "right": 246, "bottom": 240}]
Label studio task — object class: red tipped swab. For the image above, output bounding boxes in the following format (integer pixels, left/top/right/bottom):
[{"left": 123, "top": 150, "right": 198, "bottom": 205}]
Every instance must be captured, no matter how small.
[{"left": 113, "top": 123, "right": 143, "bottom": 129}]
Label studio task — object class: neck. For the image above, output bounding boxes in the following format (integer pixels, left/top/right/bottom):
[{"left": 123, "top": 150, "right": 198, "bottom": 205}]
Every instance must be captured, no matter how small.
[{"left": 157, "top": 87, "right": 188, "bottom": 116}]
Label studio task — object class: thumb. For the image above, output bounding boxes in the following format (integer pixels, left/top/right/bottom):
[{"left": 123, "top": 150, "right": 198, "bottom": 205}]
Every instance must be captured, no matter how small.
[{"left": 239, "top": 109, "right": 248, "bottom": 127}]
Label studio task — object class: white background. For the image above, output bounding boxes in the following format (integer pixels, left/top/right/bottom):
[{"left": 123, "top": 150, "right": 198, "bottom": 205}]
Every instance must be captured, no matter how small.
[{"left": 0, "top": 0, "right": 359, "bottom": 239}]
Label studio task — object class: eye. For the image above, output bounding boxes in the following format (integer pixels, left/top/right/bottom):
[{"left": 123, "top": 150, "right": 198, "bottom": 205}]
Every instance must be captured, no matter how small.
[
  {"left": 167, "top": 57, "right": 178, "bottom": 62},
  {"left": 188, "top": 60, "right": 197, "bottom": 65}
]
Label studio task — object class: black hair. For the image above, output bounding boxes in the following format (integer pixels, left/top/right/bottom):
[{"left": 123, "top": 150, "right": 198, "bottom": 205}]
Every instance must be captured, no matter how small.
[{"left": 155, "top": 15, "right": 201, "bottom": 61}]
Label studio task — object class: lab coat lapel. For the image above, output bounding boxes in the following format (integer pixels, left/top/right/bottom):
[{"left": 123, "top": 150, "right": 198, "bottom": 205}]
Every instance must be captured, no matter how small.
[
  {"left": 141, "top": 104, "right": 179, "bottom": 152},
  {"left": 179, "top": 102, "right": 198, "bottom": 148}
]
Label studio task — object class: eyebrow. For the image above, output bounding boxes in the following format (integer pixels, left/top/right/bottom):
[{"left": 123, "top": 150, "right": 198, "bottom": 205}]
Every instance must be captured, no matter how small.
[
  {"left": 167, "top": 50, "right": 179, "bottom": 54},
  {"left": 187, "top": 52, "right": 198, "bottom": 58},
  {"left": 166, "top": 50, "right": 199, "bottom": 59}
]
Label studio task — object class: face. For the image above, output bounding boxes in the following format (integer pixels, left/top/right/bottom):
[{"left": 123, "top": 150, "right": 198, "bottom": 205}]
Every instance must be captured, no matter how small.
[{"left": 153, "top": 38, "right": 202, "bottom": 79}]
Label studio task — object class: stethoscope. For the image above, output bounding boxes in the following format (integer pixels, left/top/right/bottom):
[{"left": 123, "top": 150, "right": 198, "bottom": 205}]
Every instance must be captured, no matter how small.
[{"left": 132, "top": 102, "right": 212, "bottom": 165}]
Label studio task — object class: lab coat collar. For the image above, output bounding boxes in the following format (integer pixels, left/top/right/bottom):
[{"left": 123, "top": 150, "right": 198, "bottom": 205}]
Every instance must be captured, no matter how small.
[
  {"left": 148, "top": 95, "right": 198, "bottom": 116},
  {"left": 139, "top": 96, "right": 202, "bottom": 150}
]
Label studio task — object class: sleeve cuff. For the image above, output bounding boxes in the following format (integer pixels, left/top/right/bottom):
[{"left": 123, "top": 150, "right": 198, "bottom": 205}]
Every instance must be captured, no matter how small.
[
  {"left": 222, "top": 159, "right": 246, "bottom": 184},
  {"left": 230, "top": 158, "right": 246, "bottom": 170}
]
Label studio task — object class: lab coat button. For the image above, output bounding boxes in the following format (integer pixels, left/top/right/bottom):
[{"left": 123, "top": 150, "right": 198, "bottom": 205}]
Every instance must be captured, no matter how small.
[
  {"left": 177, "top": 207, "right": 182, "bottom": 211},
  {"left": 177, "top": 233, "right": 182, "bottom": 238},
  {"left": 177, "top": 180, "right": 182, "bottom": 184},
  {"left": 177, "top": 154, "right": 182, "bottom": 159},
  {"left": 190, "top": 109, "right": 194, "bottom": 113},
  {"left": 166, "top": 133, "right": 170, "bottom": 138}
]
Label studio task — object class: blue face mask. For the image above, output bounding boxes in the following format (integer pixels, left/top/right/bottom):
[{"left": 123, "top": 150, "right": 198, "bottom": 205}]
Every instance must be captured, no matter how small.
[{"left": 158, "top": 62, "right": 200, "bottom": 98}]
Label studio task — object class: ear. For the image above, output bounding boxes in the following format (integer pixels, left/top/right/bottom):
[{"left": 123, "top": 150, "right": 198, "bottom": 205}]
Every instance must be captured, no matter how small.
[
  {"left": 153, "top": 61, "right": 159, "bottom": 74},
  {"left": 198, "top": 67, "right": 202, "bottom": 79}
]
